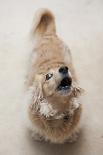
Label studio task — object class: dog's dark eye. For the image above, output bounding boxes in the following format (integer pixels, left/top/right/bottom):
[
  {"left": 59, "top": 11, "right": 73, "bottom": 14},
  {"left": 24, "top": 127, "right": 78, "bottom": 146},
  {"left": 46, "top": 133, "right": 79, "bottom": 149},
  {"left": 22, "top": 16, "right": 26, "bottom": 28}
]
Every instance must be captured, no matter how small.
[{"left": 46, "top": 73, "right": 53, "bottom": 80}]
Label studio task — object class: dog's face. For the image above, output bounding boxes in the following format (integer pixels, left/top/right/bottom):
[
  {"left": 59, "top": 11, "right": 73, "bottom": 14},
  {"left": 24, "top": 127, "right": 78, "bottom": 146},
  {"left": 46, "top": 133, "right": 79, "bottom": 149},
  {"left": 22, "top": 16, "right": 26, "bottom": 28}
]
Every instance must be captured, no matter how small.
[{"left": 43, "top": 66, "right": 72, "bottom": 97}]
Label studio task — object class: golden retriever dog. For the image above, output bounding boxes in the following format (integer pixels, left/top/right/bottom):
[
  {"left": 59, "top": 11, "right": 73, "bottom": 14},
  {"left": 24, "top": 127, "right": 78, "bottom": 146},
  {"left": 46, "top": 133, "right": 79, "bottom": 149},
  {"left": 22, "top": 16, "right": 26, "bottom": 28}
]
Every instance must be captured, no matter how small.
[{"left": 25, "top": 8, "right": 82, "bottom": 144}]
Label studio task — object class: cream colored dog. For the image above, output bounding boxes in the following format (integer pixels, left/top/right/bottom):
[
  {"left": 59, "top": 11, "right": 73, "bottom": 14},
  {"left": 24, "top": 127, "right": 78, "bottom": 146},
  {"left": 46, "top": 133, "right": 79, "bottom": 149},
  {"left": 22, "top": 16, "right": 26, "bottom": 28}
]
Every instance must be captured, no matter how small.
[{"left": 25, "top": 8, "right": 82, "bottom": 144}]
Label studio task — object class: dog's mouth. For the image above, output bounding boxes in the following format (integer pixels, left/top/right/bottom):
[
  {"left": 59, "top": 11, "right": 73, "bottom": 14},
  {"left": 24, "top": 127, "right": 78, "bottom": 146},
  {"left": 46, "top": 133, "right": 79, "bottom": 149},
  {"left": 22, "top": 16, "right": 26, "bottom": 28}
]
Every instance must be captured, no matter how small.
[{"left": 57, "top": 77, "right": 72, "bottom": 91}]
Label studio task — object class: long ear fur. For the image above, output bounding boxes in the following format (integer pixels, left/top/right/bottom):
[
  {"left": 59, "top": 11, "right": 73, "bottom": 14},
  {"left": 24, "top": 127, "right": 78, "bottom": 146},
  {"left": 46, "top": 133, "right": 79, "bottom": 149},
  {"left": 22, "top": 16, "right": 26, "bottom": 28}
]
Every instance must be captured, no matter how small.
[
  {"left": 28, "top": 81, "right": 56, "bottom": 118},
  {"left": 72, "top": 83, "right": 84, "bottom": 98},
  {"left": 29, "top": 80, "right": 43, "bottom": 113},
  {"left": 31, "top": 8, "right": 56, "bottom": 39}
]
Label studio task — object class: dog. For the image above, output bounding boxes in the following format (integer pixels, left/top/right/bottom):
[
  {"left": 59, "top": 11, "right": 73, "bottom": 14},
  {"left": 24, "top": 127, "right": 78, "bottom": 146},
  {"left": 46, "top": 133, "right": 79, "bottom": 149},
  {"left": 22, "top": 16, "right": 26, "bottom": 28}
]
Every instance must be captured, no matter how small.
[{"left": 24, "top": 8, "right": 82, "bottom": 144}]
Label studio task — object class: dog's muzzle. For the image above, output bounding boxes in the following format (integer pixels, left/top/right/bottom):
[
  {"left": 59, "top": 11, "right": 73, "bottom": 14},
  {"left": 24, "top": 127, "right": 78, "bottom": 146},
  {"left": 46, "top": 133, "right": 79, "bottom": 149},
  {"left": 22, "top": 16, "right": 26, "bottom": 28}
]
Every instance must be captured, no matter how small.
[{"left": 57, "top": 66, "right": 72, "bottom": 91}]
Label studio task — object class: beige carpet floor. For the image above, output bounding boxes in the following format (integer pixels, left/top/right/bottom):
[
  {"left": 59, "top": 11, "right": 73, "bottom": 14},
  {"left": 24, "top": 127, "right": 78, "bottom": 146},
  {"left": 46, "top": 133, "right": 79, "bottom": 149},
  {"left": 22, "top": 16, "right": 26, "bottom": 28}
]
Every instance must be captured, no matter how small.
[{"left": 0, "top": 0, "right": 103, "bottom": 155}]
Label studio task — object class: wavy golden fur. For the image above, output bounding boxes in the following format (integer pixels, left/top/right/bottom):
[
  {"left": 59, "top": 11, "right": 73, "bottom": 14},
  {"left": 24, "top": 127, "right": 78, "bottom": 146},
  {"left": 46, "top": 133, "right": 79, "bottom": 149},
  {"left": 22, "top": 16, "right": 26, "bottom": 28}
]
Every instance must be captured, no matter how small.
[{"left": 25, "top": 8, "right": 82, "bottom": 143}]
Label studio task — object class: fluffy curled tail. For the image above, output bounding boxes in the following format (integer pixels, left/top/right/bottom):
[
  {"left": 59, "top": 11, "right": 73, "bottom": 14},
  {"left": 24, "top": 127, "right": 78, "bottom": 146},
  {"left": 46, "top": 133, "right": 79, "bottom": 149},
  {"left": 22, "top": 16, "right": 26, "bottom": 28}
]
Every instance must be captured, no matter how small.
[{"left": 31, "top": 8, "right": 56, "bottom": 39}]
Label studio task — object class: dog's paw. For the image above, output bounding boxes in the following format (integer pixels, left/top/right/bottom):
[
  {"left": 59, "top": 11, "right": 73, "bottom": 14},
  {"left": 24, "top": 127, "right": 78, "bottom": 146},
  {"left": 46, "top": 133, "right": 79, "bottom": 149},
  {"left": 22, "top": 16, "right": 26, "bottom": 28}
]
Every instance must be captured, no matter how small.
[
  {"left": 66, "top": 131, "right": 79, "bottom": 143},
  {"left": 31, "top": 132, "right": 44, "bottom": 141}
]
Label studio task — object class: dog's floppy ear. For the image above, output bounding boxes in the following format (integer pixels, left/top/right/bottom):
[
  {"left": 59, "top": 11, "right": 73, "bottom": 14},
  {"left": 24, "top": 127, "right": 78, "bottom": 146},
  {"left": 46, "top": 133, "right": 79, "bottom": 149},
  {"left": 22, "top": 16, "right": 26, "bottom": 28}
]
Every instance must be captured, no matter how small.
[
  {"left": 29, "top": 75, "right": 43, "bottom": 112},
  {"left": 31, "top": 8, "right": 56, "bottom": 39},
  {"left": 72, "top": 83, "right": 84, "bottom": 98},
  {"left": 73, "top": 86, "right": 83, "bottom": 97}
]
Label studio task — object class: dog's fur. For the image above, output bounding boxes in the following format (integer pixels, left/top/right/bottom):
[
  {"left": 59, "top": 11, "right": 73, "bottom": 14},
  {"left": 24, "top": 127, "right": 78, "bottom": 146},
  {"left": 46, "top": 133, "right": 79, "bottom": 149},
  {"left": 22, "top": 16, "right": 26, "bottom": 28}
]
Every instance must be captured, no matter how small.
[{"left": 25, "top": 8, "right": 82, "bottom": 144}]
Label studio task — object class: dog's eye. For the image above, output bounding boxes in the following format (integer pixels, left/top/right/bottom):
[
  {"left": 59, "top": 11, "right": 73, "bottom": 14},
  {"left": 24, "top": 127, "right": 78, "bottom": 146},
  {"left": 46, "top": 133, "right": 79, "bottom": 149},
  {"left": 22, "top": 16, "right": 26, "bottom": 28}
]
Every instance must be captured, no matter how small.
[{"left": 46, "top": 73, "right": 53, "bottom": 80}]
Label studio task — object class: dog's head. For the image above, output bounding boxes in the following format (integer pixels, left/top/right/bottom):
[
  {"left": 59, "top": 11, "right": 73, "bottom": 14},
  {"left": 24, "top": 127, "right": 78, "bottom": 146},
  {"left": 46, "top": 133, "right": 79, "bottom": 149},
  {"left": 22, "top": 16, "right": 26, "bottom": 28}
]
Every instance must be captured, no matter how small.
[{"left": 35, "top": 67, "right": 82, "bottom": 99}]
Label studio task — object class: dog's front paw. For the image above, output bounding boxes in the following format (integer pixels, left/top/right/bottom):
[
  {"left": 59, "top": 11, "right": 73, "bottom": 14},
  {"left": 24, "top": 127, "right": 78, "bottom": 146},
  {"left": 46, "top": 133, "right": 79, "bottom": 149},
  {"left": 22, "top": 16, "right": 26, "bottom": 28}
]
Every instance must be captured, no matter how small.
[
  {"left": 66, "top": 131, "right": 79, "bottom": 143},
  {"left": 31, "top": 132, "right": 44, "bottom": 141}
]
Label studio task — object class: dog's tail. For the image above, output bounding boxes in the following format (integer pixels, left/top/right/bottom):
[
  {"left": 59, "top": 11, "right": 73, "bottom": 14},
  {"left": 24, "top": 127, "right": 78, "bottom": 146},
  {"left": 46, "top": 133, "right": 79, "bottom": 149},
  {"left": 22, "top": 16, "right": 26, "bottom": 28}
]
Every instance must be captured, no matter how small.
[{"left": 31, "top": 8, "right": 56, "bottom": 40}]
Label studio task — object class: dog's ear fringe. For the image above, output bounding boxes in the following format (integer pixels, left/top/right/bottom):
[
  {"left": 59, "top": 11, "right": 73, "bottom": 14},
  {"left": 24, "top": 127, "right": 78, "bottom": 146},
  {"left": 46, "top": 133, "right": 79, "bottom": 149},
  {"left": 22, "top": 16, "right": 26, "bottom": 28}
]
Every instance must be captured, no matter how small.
[
  {"left": 31, "top": 8, "right": 56, "bottom": 39},
  {"left": 29, "top": 81, "right": 42, "bottom": 112},
  {"left": 73, "top": 86, "right": 84, "bottom": 97}
]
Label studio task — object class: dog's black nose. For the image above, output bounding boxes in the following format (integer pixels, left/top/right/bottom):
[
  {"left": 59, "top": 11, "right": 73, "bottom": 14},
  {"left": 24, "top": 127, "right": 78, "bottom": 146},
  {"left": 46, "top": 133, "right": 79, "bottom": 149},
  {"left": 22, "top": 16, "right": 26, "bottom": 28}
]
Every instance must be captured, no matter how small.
[{"left": 59, "top": 66, "right": 68, "bottom": 74}]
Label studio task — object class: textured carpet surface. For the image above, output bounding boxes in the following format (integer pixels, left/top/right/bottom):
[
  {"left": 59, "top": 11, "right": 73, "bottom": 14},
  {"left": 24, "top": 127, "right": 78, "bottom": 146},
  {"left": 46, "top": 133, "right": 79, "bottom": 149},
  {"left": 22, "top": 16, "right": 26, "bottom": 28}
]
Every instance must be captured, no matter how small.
[{"left": 0, "top": 0, "right": 103, "bottom": 155}]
